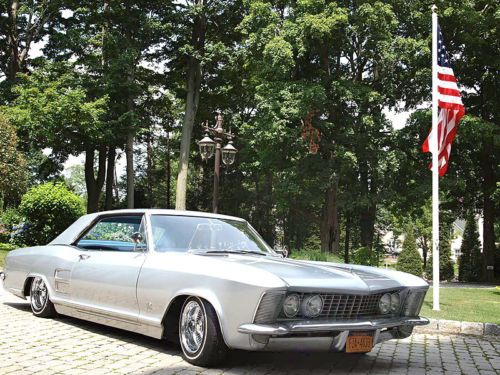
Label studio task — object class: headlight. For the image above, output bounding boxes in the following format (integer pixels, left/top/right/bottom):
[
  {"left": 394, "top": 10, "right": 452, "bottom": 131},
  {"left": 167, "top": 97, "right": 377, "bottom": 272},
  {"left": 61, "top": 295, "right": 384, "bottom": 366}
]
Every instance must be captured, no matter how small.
[
  {"left": 390, "top": 293, "right": 401, "bottom": 313},
  {"left": 379, "top": 293, "right": 391, "bottom": 314},
  {"left": 283, "top": 294, "right": 300, "bottom": 318},
  {"left": 301, "top": 294, "right": 323, "bottom": 318}
]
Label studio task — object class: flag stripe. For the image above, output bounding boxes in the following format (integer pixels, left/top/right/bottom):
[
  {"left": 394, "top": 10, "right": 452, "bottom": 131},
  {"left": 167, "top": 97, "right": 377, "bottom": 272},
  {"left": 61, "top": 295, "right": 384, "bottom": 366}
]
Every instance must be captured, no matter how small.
[
  {"left": 438, "top": 86, "right": 461, "bottom": 97},
  {"left": 422, "top": 22, "right": 465, "bottom": 177},
  {"left": 437, "top": 72, "right": 457, "bottom": 82}
]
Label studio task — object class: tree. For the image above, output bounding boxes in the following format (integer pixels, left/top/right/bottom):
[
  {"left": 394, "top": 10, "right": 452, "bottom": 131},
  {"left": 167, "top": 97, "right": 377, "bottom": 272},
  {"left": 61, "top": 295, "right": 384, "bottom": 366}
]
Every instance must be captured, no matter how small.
[
  {"left": 396, "top": 226, "right": 423, "bottom": 277},
  {"left": 0, "top": 0, "right": 63, "bottom": 96},
  {"left": 0, "top": 111, "right": 27, "bottom": 206},
  {"left": 458, "top": 213, "right": 482, "bottom": 282},
  {"left": 425, "top": 222, "right": 454, "bottom": 281},
  {"left": 6, "top": 62, "right": 108, "bottom": 212}
]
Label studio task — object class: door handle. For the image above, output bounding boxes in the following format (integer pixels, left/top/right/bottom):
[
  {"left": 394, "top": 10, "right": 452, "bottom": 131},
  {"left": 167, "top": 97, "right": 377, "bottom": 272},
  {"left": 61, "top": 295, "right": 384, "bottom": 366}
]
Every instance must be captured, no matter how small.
[{"left": 79, "top": 254, "right": 91, "bottom": 261}]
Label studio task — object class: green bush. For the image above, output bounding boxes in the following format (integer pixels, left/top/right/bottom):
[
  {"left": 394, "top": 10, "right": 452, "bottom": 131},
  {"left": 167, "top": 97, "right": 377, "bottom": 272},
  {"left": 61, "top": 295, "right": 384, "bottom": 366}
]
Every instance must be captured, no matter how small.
[
  {"left": 425, "top": 224, "right": 455, "bottom": 281},
  {"left": 290, "top": 249, "right": 328, "bottom": 262},
  {"left": 396, "top": 226, "right": 423, "bottom": 277},
  {"left": 0, "top": 243, "right": 16, "bottom": 251},
  {"left": 0, "top": 208, "right": 22, "bottom": 242},
  {"left": 18, "top": 182, "right": 85, "bottom": 245},
  {"left": 458, "top": 213, "right": 482, "bottom": 282},
  {"left": 351, "top": 246, "right": 376, "bottom": 266}
]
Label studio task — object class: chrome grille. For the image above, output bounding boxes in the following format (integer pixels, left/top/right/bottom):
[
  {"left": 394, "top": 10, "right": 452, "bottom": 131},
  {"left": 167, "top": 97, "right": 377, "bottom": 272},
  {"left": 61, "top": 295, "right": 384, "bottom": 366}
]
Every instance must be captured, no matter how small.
[
  {"left": 278, "top": 292, "right": 389, "bottom": 321},
  {"left": 254, "top": 291, "right": 285, "bottom": 324}
]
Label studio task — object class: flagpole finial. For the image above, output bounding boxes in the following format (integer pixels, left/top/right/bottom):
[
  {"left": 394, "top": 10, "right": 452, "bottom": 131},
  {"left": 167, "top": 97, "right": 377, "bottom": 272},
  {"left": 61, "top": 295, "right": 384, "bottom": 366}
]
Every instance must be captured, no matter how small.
[{"left": 431, "top": 4, "right": 438, "bottom": 13}]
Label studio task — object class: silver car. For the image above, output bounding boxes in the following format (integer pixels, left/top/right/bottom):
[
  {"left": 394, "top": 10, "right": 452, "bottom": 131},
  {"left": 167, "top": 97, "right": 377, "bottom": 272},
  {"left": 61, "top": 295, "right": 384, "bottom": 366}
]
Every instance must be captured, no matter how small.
[{"left": 1, "top": 209, "right": 429, "bottom": 366}]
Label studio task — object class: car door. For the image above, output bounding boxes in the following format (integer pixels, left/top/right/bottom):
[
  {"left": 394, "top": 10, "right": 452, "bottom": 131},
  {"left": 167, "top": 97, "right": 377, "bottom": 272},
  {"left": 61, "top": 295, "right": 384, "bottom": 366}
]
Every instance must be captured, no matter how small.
[{"left": 70, "top": 214, "right": 147, "bottom": 321}]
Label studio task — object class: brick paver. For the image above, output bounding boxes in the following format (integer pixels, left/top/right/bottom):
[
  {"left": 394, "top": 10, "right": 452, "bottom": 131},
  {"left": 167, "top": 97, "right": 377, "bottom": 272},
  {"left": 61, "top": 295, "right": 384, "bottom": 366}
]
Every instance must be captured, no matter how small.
[{"left": 1, "top": 285, "right": 498, "bottom": 375}]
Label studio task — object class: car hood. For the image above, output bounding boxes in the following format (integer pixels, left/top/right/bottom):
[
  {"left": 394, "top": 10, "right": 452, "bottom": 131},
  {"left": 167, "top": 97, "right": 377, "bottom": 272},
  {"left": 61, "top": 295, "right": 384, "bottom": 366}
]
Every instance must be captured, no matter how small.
[{"left": 212, "top": 254, "right": 426, "bottom": 293}]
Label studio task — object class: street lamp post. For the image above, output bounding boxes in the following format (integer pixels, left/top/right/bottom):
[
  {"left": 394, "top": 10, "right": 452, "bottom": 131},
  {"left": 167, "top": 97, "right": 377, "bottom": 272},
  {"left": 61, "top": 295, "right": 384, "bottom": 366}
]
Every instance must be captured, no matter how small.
[{"left": 197, "top": 114, "right": 237, "bottom": 213}]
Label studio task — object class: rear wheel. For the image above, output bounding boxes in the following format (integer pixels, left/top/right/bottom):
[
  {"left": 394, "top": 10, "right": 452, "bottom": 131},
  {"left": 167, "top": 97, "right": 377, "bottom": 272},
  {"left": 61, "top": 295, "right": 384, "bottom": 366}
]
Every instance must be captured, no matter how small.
[
  {"left": 30, "top": 277, "right": 57, "bottom": 318},
  {"left": 179, "top": 297, "right": 227, "bottom": 367}
]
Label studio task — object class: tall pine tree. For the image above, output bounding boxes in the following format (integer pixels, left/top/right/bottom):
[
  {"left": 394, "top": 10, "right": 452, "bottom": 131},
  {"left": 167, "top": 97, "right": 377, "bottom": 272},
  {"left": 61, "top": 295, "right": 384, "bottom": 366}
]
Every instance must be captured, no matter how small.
[
  {"left": 458, "top": 213, "right": 482, "bottom": 282},
  {"left": 397, "top": 226, "right": 423, "bottom": 277}
]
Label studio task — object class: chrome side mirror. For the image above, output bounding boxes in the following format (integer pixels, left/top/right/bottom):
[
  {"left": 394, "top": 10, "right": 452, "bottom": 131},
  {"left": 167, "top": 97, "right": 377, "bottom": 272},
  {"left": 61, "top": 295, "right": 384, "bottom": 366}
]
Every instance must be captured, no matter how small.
[
  {"left": 131, "top": 232, "right": 146, "bottom": 252},
  {"left": 131, "top": 232, "right": 144, "bottom": 244}
]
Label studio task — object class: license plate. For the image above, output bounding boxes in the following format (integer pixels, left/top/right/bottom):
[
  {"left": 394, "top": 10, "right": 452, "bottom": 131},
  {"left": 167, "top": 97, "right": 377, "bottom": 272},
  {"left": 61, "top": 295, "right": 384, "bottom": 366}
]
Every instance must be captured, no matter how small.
[{"left": 346, "top": 335, "right": 373, "bottom": 353}]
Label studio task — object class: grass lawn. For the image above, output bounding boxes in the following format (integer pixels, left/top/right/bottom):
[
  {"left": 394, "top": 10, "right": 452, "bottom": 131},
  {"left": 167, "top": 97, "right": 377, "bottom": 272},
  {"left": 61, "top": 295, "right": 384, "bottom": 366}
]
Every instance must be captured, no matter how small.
[
  {"left": 421, "top": 287, "right": 500, "bottom": 324},
  {"left": 0, "top": 249, "right": 8, "bottom": 269}
]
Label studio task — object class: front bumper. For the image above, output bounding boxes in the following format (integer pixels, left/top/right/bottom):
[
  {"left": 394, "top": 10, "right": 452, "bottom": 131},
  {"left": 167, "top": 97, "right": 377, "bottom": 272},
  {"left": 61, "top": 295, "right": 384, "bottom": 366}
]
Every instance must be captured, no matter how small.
[
  {"left": 238, "top": 316, "right": 429, "bottom": 335},
  {"left": 238, "top": 317, "right": 428, "bottom": 352}
]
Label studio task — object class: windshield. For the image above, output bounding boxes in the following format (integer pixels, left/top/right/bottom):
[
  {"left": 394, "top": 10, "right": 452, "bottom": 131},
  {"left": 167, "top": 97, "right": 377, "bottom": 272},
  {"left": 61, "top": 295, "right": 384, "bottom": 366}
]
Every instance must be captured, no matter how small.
[{"left": 150, "top": 215, "right": 274, "bottom": 254}]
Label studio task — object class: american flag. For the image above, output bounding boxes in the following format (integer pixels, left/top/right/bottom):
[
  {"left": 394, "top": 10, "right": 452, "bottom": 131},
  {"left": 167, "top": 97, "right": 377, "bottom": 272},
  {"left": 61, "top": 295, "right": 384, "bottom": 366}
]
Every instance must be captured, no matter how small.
[{"left": 422, "top": 23, "right": 465, "bottom": 176}]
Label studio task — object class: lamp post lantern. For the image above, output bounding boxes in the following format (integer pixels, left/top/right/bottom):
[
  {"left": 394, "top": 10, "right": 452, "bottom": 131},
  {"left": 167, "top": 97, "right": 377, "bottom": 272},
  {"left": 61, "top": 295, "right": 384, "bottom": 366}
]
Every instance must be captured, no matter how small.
[{"left": 197, "top": 113, "right": 238, "bottom": 213}]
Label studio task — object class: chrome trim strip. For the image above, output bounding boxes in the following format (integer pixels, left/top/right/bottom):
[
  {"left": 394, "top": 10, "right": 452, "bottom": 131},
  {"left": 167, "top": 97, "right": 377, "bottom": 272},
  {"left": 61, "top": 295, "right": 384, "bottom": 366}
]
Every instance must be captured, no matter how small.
[{"left": 238, "top": 316, "right": 429, "bottom": 335}]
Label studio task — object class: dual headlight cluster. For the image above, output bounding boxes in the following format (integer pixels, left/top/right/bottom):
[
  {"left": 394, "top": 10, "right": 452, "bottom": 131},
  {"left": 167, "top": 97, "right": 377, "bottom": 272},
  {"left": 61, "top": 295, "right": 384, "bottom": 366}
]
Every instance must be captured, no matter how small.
[
  {"left": 379, "top": 292, "right": 401, "bottom": 314},
  {"left": 283, "top": 294, "right": 323, "bottom": 318},
  {"left": 282, "top": 291, "right": 402, "bottom": 319}
]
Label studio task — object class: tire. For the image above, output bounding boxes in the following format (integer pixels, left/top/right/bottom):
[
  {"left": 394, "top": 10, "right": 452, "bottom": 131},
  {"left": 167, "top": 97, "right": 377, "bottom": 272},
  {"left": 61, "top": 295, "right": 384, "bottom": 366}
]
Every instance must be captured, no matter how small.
[
  {"left": 179, "top": 296, "right": 228, "bottom": 367},
  {"left": 30, "top": 277, "right": 57, "bottom": 318}
]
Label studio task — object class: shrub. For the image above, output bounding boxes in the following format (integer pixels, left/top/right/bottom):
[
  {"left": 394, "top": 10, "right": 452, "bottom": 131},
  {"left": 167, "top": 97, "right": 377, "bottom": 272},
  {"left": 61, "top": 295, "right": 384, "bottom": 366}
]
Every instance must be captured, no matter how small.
[
  {"left": 290, "top": 249, "right": 328, "bottom": 262},
  {"left": 0, "top": 208, "right": 23, "bottom": 243},
  {"left": 351, "top": 246, "right": 376, "bottom": 266},
  {"left": 19, "top": 182, "right": 85, "bottom": 245},
  {"left": 396, "top": 226, "right": 423, "bottom": 277},
  {"left": 0, "top": 243, "right": 16, "bottom": 251},
  {"left": 425, "top": 224, "right": 455, "bottom": 281},
  {"left": 458, "top": 213, "right": 482, "bottom": 282}
]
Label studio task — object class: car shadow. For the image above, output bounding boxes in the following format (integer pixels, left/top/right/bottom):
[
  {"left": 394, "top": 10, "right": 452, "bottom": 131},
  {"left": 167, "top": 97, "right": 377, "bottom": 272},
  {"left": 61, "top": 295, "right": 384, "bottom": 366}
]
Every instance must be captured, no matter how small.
[{"left": 4, "top": 300, "right": 413, "bottom": 374}]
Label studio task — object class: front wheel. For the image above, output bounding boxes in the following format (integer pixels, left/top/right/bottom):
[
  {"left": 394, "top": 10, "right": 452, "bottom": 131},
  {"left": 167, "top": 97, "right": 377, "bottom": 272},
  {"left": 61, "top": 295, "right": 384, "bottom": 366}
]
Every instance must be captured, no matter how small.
[
  {"left": 30, "top": 277, "right": 57, "bottom": 318},
  {"left": 179, "top": 297, "right": 227, "bottom": 367}
]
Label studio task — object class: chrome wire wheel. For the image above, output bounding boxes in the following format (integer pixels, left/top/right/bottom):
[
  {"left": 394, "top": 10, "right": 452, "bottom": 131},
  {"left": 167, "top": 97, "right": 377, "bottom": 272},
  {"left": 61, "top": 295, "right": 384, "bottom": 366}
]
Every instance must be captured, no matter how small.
[
  {"left": 180, "top": 299, "right": 206, "bottom": 354},
  {"left": 31, "top": 277, "right": 48, "bottom": 311}
]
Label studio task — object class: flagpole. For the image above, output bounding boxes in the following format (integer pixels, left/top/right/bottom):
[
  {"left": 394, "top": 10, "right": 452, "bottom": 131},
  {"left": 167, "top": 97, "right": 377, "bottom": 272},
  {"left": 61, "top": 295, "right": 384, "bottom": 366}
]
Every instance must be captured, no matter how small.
[{"left": 431, "top": 5, "right": 440, "bottom": 311}]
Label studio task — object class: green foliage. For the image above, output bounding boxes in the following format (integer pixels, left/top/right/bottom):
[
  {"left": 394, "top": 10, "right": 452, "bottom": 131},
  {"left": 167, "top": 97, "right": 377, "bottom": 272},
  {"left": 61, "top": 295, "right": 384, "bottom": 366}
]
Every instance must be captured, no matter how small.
[
  {"left": 18, "top": 183, "right": 85, "bottom": 245},
  {"left": 0, "top": 112, "right": 27, "bottom": 203},
  {"left": 351, "top": 247, "right": 376, "bottom": 266},
  {"left": 458, "top": 213, "right": 482, "bottom": 282},
  {"left": 290, "top": 249, "right": 328, "bottom": 262},
  {"left": 0, "top": 208, "right": 22, "bottom": 243},
  {"left": 6, "top": 62, "right": 108, "bottom": 156},
  {"left": 425, "top": 224, "right": 455, "bottom": 281},
  {"left": 0, "top": 243, "right": 16, "bottom": 251},
  {"left": 396, "top": 227, "right": 423, "bottom": 277}
]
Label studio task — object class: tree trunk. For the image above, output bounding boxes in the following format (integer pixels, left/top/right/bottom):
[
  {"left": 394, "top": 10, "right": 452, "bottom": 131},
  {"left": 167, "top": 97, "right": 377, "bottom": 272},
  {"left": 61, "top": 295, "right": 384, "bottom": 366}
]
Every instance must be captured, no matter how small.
[
  {"left": 146, "top": 131, "right": 154, "bottom": 206},
  {"left": 344, "top": 215, "right": 351, "bottom": 263},
  {"left": 175, "top": 0, "right": 205, "bottom": 210},
  {"left": 320, "top": 183, "right": 339, "bottom": 253},
  {"left": 104, "top": 147, "right": 115, "bottom": 210},
  {"left": 165, "top": 130, "right": 171, "bottom": 209},
  {"left": 125, "top": 67, "right": 135, "bottom": 208},
  {"left": 126, "top": 133, "right": 134, "bottom": 208},
  {"left": 7, "top": 1, "right": 20, "bottom": 82},
  {"left": 481, "top": 137, "right": 496, "bottom": 282},
  {"left": 85, "top": 146, "right": 107, "bottom": 213}
]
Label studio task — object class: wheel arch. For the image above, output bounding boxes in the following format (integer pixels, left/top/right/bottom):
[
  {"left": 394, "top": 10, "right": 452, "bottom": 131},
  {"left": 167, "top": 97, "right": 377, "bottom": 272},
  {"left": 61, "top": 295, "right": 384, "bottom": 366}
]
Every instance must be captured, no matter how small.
[
  {"left": 161, "top": 290, "right": 228, "bottom": 347},
  {"left": 23, "top": 273, "right": 53, "bottom": 298}
]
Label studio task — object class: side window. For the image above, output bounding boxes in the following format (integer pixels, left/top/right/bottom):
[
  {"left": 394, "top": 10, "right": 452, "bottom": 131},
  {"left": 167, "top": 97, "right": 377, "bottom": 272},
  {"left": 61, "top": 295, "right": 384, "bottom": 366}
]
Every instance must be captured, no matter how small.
[{"left": 76, "top": 215, "right": 144, "bottom": 252}]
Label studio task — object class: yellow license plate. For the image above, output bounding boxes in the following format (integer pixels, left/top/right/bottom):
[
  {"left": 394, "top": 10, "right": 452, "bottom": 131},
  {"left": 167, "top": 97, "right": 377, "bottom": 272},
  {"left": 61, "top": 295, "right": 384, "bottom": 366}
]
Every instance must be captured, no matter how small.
[{"left": 346, "top": 335, "right": 373, "bottom": 353}]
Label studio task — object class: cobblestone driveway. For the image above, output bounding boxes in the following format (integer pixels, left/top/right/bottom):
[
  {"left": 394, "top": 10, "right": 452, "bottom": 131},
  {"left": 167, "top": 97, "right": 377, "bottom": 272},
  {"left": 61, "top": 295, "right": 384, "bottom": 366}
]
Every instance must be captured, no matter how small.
[{"left": 1, "top": 286, "right": 499, "bottom": 375}]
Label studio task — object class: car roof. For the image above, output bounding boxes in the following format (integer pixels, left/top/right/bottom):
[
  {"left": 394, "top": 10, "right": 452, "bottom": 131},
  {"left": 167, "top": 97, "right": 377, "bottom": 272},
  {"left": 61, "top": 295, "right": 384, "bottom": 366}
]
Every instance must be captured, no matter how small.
[
  {"left": 49, "top": 209, "right": 246, "bottom": 245},
  {"left": 84, "top": 209, "right": 245, "bottom": 222}
]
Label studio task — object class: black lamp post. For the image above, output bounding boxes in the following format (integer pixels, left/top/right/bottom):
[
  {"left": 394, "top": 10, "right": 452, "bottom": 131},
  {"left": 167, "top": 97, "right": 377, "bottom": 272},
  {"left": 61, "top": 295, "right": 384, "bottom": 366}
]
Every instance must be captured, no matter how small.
[{"left": 197, "top": 114, "right": 237, "bottom": 213}]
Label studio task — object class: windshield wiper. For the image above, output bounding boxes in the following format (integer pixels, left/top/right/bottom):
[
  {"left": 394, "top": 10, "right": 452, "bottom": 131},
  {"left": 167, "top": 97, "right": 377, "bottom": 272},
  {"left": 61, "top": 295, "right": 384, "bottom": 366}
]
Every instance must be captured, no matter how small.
[{"left": 189, "top": 249, "right": 267, "bottom": 256}]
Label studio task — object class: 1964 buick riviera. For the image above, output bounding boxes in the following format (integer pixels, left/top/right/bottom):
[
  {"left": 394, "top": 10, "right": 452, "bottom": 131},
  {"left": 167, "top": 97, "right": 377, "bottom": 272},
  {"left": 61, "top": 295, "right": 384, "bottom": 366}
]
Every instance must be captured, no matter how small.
[{"left": 1, "top": 209, "right": 429, "bottom": 366}]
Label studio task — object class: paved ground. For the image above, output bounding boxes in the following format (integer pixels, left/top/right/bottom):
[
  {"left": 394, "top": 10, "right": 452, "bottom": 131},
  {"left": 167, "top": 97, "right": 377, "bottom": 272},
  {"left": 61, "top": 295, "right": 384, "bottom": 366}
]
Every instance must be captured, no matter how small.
[{"left": 1, "top": 286, "right": 499, "bottom": 375}]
